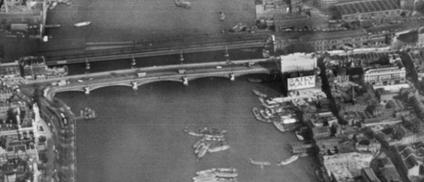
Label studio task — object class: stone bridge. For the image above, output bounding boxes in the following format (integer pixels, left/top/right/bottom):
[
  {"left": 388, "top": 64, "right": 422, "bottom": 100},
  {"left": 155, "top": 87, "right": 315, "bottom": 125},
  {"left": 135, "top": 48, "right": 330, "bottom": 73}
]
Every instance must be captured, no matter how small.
[{"left": 45, "top": 64, "right": 276, "bottom": 98}]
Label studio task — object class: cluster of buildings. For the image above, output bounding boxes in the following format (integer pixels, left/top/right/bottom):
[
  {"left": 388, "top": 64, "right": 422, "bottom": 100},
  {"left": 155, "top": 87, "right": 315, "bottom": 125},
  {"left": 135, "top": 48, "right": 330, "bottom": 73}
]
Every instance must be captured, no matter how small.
[
  {"left": 0, "top": 56, "right": 67, "bottom": 84},
  {"left": 256, "top": 48, "right": 424, "bottom": 182},
  {"left": 0, "top": 83, "right": 48, "bottom": 182}
]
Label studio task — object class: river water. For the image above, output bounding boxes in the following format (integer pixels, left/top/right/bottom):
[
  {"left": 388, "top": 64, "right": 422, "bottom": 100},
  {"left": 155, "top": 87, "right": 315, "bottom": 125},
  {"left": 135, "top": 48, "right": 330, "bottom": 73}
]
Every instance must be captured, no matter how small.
[{"left": 56, "top": 76, "right": 319, "bottom": 182}]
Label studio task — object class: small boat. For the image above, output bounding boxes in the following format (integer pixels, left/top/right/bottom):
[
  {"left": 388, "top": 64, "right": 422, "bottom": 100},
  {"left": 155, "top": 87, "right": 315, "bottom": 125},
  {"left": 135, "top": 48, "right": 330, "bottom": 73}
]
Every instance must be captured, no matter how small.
[
  {"left": 315, "top": 169, "right": 325, "bottom": 182},
  {"left": 194, "top": 143, "right": 205, "bottom": 154},
  {"left": 215, "top": 172, "right": 238, "bottom": 178},
  {"left": 193, "top": 174, "right": 217, "bottom": 181},
  {"left": 196, "top": 168, "right": 216, "bottom": 175},
  {"left": 204, "top": 135, "right": 225, "bottom": 141},
  {"left": 295, "top": 131, "right": 304, "bottom": 141},
  {"left": 214, "top": 168, "right": 237, "bottom": 173},
  {"left": 193, "top": 178, "right": 218, "bottom": 182},
  {"left": 188, "top": 131, "right": 204, "bottom": 137},
  {"left": 74, "top": 21, "right": 91, "bottom": 27},
  {"left": 208, "top": 144, "right": 230, "bottom": 153},
  {"left": 193, "top": 138, "right": 206, "bottom": 148},
  {"left": 216, "top": 178, "right": 237, "bottom": 182},
  {"left": 247, "top": 78, "right": 263, "bottom": 83},
  {"left": 252, "top": 107, "right": 268, "bottom": 123},
  {"left": 175, "top": 0, "right": 191, "bottom": 8},
  {"left": 218, "top": 12, "right": 225, "bottom": 21},
  {"left": 248, "top": 158, "right": 271, "bottom": 168},
  {"left": 197, "top": 144, "right": 210, "bottom": 159},
  {"left": 252, "top": 90, "right": 267, "bottom": 98},
  {"left": 272, "top": 122, "right": 286, "bottom": 132},
  {"left": 278, "top": 155, "right": 299, "bottom": 166}
]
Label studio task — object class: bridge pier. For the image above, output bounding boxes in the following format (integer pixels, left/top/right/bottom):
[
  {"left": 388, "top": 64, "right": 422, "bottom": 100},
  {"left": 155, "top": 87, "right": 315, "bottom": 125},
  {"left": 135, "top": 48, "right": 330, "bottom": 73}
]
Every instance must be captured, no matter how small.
[
  {"left": 183, "top": 77, "right": 188, "bottom": 86},
  {"left": 230, "top": 73, "right": 235, "bottom": 81},
  {"left": 84, "top": 87, "right": 90, "bottom": 95},
  {"left": 132, "top": 81, "right": 138, "bottom": 90}
]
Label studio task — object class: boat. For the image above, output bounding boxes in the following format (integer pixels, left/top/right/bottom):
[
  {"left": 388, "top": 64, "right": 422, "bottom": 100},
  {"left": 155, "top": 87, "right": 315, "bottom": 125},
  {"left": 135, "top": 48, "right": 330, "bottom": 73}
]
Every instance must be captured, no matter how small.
[
  {"left": 194, "top": 142, "right": 206, "bottom": 154},
  {"left": 197, "top": 144, "right": 210, "bottom": 159},
  {"left": 215, "top": 172, "right": 238, "bottom": 178},
  {"left": 248, "top": 158, "right": 271, "bottom": 168},
  {"left": 272, "top": 122, "right": 286, "bottom": 132},
  {"left": 74, "top": 21, "right": 91, "bottom": 27},
  {"left": 175, "top": 0, "right": 191, "bottom": 8},
  {"left": 278, "top": 155, "right": 299, "bottom": 166},
  {"left": 252, "top": 107, "right": 269, "bottom": 123},
  {"left": 193, "top": 138, "right": 206, "bottom": 148},
  {"left": 315, "top": 169, "right": 325, "bottom": 182},
  {"left": 193, "top": 174, "right": 217, "bottom": 181},
  {"left": 216, "top": 178, "right": 237, "bottom": 182},
  {"left": 204, "top": 135, "right": 225, "bottom": 141},
  {"left": 259, "top": 108, "right": 272, "bottom": 119},
  {"left": 196, "top": 168, "right": 216, "bottom": 175},
  {"left": 230, "top": 23, "right": 247, "bottom": 32},
  {"left": 214, "top": 168, "right": 237, "bottom": 173},
  {"left": 218, "top": 12, "right": 225, "bottom": 21},
  {"left": 193, "top": 177, "right": 218, "bottom": 182},
  {"left": 295, "top": 131, "right": 304, "bottom": 141},
  {"left": 208, "top": 144, "right": 230, "bottom": 153},
  {"left": 252, "top": 90, "right": 267, "bottom": 98},
  {"left": 247, "top": 78, "right": 263, "bottom": 83}
]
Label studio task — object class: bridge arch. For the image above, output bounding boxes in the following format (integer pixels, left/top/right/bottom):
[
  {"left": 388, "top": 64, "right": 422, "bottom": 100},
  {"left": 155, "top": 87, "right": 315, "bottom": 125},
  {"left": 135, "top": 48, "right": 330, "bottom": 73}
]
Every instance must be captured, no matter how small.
[{"left": 136, "top": 78, "right": 183, "bottom": 87}]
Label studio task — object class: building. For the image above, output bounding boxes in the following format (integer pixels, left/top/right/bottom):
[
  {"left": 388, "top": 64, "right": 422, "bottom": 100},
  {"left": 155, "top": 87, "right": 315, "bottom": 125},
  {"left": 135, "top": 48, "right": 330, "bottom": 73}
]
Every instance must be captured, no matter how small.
[
  {"left": 312, "top": 126, "right": 331, "bottom": 139},
  {"left": 393, "top": 142, "right": 424, "bottom": 179},
  {"left": 361, "top": 167, "right": 381, "bottom": 182},
  {"left": 314, "top": 0, "right": 344, "bottom": 11},
  {"left": 0, "top": 0, "right": 48, "bottom": 39},
  {"left": 417, "top": 27, "right": 424, "bottom": 47},
  {"left": 323, "top": 152, "right": 374, "bottom": 181},
  {"left": 363, "top": 66, "right": 406, "bottom": 86},
  {"left": 334, "top": 0, "right": 402, "bottom": 22}
]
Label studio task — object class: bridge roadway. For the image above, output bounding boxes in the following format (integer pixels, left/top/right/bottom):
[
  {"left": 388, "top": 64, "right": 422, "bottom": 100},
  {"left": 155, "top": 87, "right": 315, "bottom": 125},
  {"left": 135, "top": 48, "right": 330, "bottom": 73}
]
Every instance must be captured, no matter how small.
[
  {"left": 36, "top": 58, "right": 279, "bottom": 98},
  {"left": 45, "top": 36, "right": 269, "bottom": 66}
]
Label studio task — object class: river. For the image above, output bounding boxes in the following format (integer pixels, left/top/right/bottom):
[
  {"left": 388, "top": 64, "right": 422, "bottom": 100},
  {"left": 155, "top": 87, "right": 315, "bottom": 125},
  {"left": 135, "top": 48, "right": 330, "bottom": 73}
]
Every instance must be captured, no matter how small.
[{"left": 56, "top": 75, "right": 320, "bottom": 182}]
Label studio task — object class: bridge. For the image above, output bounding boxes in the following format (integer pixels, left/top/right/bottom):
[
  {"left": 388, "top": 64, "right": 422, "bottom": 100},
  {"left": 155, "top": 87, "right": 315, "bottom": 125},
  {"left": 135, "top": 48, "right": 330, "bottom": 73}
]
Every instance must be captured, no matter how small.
[
  {"left": 44, "top": 36, "right": 271, "bottom": 66},
  {"left": 37, "top": 58, "right": 280, "bottom": 98}
]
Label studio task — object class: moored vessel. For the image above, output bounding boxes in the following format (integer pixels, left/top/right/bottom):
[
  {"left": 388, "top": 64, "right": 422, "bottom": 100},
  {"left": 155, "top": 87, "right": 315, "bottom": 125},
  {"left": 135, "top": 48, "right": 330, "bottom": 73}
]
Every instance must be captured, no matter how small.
[
  {"left": 295, "top": 131, "right": 304, "bottom": 141},
  {"left": 272, "top": 121, "right": 286, "bottom": 132},
  {"left": 208, "top": 144, "right": 230, "bottom": 153},
  {"left": 74, "top": 21, "right": 91, "bottom": 27},
  {"left": 278, "top": 155, "right": 299, "bottom": 166}
]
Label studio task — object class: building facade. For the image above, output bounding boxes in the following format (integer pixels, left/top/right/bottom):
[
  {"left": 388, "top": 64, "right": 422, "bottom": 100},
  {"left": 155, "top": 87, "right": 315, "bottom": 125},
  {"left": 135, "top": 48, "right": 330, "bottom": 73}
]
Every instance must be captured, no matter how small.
[{"left": 363, "top": 66, "right": 406, "bottom": 86}]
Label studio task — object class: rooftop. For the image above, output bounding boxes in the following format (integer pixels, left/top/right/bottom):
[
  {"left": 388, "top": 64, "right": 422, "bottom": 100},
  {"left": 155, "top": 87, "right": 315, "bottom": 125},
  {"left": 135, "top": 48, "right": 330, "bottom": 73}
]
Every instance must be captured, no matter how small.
[{"left": 335, "top": 0, "right": 400, "bottom": 16}]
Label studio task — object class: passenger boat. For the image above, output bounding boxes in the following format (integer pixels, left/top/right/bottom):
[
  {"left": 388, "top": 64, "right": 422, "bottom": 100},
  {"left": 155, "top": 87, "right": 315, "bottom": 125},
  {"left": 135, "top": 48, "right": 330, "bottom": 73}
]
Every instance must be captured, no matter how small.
[
  {"left": 272, "top": 121, "right": 286, "bottom": 132},
  {"left": 252, "top": 90, "right": 267, "bottom": 98},
  {"left": 315, "top": 169, "right": 325, "bottom": 182},
  {"left": 196, "top": 168, "right": 216, "bottom": 175},
  {"left": 208, "top": 144, "right": 230, "bottom": 153},
  {"left": 215, "top": 172, "right": 238, "bottom": 178},
  {"left": 215, "top": 168, "right": 237, "bottom": 173},
  {"left": 74, "top": 21, "right": 91, "bottom": 27},
  {"left": 295, "top": 131, "right": 304, "bottom": 141},
  {"left": 278, "top": 155, "right": 299, "bottom": 166}
]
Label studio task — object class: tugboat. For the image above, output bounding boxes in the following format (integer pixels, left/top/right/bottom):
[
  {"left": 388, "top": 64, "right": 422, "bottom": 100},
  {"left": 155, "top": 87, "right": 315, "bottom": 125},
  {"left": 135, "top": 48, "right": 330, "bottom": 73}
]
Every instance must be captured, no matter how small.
[{"left": 277, "top": 155, "right": 299, "bottom": 166}]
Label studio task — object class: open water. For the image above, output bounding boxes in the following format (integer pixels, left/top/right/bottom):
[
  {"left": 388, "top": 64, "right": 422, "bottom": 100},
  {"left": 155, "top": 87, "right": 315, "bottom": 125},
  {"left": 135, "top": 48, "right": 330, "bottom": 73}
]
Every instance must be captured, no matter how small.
[{"left": 56, "top": 76, "right": 320, "bottom": 182}]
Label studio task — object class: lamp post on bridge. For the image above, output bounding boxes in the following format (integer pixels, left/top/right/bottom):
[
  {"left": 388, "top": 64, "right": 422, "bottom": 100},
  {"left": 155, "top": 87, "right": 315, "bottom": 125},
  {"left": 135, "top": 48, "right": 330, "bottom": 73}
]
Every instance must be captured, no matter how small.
[
  {"left": 85, "top": 58, "right": 90, "bottom": 73},
  {"left": 179, "top": 50, "right": 184, "bottom": 65},
  {"left": 224, "top": 46, "right": 230, "bottom": 63},
  {"left": 131, "top": 54, "right": 136, "bottom": 69}
]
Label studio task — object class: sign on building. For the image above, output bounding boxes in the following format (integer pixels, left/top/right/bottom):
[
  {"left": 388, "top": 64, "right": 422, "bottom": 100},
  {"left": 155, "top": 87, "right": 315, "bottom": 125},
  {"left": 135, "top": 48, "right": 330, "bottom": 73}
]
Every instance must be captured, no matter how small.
[{"left": 288, "top": 75, "right": 316, "bottom": 90}]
